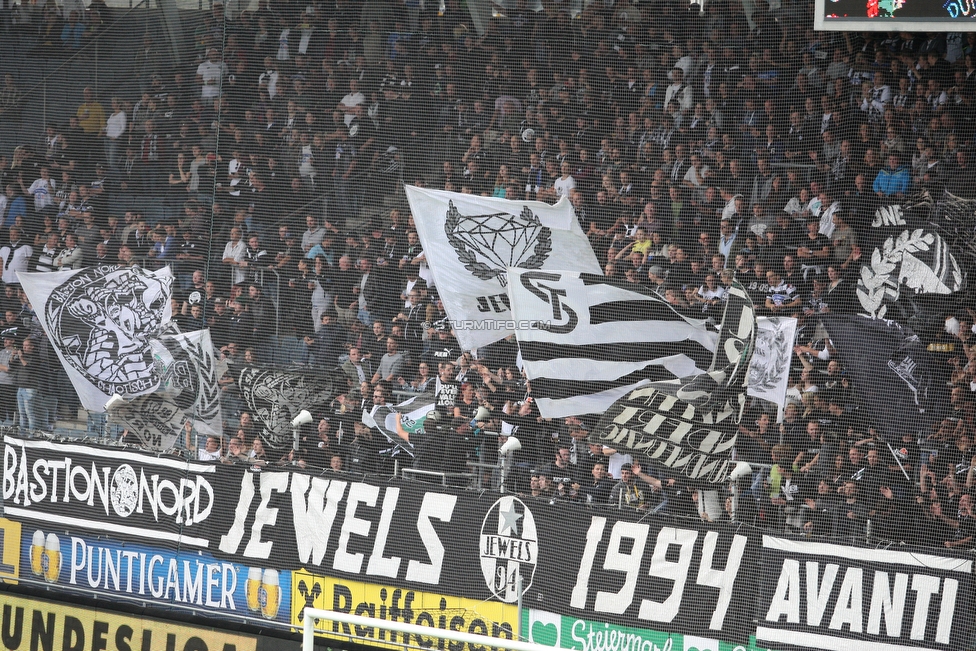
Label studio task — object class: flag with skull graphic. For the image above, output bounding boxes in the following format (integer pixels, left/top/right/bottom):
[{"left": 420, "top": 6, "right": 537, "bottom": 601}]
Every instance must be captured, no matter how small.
[
  {"left": 17, "top": 265, "right": 174, "bottom": 412},
  {"left": 404, "top": 185, "right": 601, "bottom": 350}
]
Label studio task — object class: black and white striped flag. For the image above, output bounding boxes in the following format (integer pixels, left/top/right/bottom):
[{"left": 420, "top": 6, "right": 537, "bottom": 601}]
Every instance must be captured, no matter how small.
[{"left": 507, "top": 269, "right": 720, "bottom": 418}]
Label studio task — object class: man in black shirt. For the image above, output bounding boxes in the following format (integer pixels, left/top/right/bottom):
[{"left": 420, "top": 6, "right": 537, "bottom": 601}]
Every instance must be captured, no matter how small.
[
  {"left": 434, "top": 362, "right": 460, "bottom": 415},
  {"left": 581, "top": 461, "right": 613, "bottom": 505},
  {"left": 423, "top": 326, "right": 461, "bottom": 368},
  {"left": 208, "top": 298, "right": 232, "bottom": 349},
  {"left": 393, "top": 409, "right": 469, "bottom": 481},
  {"left": 330, "top": 255, "right": 361, "bottom": 329}
]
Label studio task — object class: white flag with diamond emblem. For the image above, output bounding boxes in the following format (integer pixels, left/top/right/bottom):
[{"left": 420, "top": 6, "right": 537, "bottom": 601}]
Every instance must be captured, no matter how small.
[{"left": 404, "top": 185, "right": 601, "bottom": 349}]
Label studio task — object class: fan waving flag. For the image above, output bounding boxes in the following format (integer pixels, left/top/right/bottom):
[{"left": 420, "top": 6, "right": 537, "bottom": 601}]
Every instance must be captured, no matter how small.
[
  {"left": 589, "top": 284, "right": 757, "bottom": 484},
  {"left": 823, "top": 315, "right": 951, "bottom": 440},
  {"left": 404, "top": 185, "right": 601, "bottom": 350},
  {"left": 17, "top": 265, "right": 174, "bottom": 412},
  {"left": 507, "top": 269, "right": 718, "bottom": 418}
]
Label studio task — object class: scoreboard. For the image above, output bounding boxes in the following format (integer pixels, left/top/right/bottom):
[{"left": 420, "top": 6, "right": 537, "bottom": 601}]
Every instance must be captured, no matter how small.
[{"left": 816, "top": 0, "right": 976, "bottom": 30}]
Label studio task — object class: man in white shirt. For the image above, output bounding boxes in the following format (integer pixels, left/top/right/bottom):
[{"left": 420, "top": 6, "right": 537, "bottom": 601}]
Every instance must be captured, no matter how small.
[
  {"left": 22, "top": 167, "right": 55, "bottom": 215},
  {"left": 337, "top": 78, "right": 364, "bottom": 127},
  {"left": 0, "top": 227, "right": 32, "bottom": 285},
  {"left": 54, "top": 233, "right": 83, "bottom": 270},
  {"left": 552, "top": 161, "right": 576, "bottom": 200},
  {"left": 221, "top": 227, "right": 247, "bottom": 286},
  {"left": 195, "top": 48, "right": 227, "bottom": 100},
  {"left": 104, "top": 97, "right": 127, "bottom": 171},
  {"left": 664, "top": 68, "right": 693, "bottom": 116},
  {"left": 186, "top": 425, "right": 222, "bottom": 461}
]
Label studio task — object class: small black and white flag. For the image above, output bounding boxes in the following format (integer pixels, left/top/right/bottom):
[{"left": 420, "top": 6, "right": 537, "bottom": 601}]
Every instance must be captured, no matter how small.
[
  {"left": 108, "top": 329, "right": 223, "bottom": 450},
  {"left": 237, "top": 366, "right": 340, "bottom": 449},
  {"left": 18, "top": 265, "right": 174, "bottom": 412},
  {"left": 750, "top": 317, "right": 798, "bottom": 407},
  {"left": 857, "top": 228, "right": 963, "bottom": 319},
  {"left": 507, "top": 269, "right": 718, "bottom": 418},
  {"left": 823, "top": 315, "right": 951, "bottom": 440},
  {"left": 361, "top": 394, "right": 438, "bottom": 458}
]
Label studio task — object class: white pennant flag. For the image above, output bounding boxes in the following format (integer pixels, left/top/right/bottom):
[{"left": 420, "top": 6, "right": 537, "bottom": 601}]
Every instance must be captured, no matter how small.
[
  {"left": 404, "top": 185, "right": 601, "bottom": 350},
  {"left": 18, "top": 265, "right": 174, "bottom": 412},
  {"left": 748, "top": 316, "right": 797, "bottom": 407}
]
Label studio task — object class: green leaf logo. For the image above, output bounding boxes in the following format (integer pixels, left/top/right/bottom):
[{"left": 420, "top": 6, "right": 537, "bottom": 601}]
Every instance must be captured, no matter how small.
[{"left": 530, "top": 621, "right": 558, "bottom": 647}]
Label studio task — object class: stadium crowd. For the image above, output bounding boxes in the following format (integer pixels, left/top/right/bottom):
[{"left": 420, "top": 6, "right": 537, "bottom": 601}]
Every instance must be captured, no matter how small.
[{"left": 1, "top": 0, "right": 976, "bottom": 548}]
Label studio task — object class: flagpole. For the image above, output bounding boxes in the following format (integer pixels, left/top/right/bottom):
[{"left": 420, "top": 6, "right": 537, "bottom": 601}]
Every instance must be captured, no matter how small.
[{"left": 884, "top": 439, "right": 911, "bottom": 483}]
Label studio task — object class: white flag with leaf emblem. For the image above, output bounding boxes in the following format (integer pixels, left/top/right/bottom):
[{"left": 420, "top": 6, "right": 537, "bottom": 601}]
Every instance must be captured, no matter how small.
[
  {"left": 748, "top": 317, "right": 797, "bottom": 406},
  {"left": 404, "top": 185, "right": 601, "bottom": 350}
]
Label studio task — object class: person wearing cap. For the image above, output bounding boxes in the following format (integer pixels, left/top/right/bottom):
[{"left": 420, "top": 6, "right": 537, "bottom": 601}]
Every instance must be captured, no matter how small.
[{"left": 645, "top": 265, "right": 666, "bottom": 294}]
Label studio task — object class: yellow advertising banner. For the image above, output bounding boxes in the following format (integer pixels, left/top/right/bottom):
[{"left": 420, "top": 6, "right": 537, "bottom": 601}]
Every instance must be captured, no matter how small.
[
  {"left": 0, "top": 591, "right": 257, "bottom": 651},
  {"left": 290, "top": 571, "right": 518, "bottom": 651},
  {"left": 0, "top": 517, "right": 20, "bottom": 582}
]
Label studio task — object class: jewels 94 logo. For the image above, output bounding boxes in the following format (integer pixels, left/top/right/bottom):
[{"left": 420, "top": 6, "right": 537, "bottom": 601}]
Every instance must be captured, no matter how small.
[{"left": 480, "top": 496, "right": 537, "bottom": 603}]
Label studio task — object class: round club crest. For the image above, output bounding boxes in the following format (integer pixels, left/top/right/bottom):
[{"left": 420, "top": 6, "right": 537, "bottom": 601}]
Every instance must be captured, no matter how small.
[
  {"left": 45, "top": 265, "right": 171, "bottom": 397},
  {"left": 479, "top": 495, "right": 538, "bottom": 603},
  {"left": 110, "top": 464, "right": 139, "bottom": 517}
]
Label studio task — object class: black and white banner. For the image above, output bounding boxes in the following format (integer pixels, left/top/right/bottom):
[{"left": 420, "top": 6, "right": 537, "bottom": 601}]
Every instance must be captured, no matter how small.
[
  {"left": 10, "top": 434, "right": 976, "bottom": 649},
  {"left": 757, "top": 535, "right": 973, "bottom": 651},
  {"left": 1, "top": 434, "right": 219, "bottom": 549},
  {"left": 529, "top": 512, "right": 757, "bottom": 643},
  {"left": 823, "top": 315, "right": 951, "bottom": 440},
  {"left": 237, "top": 366, "right": 339, "bottom": 449},
  {"left": 589, "top": 284, "right": 756, "bottom": 483},
  {"left": 17, "top": 265, "right": 174, "bottom": 411},
  {"left": 109, "top": 329, "right": 223, "bottom": 450},
  {"left": 403, "top": 186, "right": 601, "bottom": 350}
]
